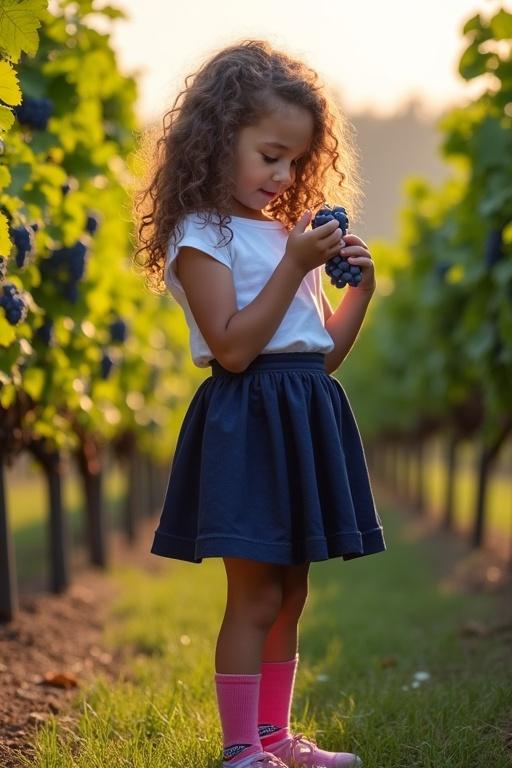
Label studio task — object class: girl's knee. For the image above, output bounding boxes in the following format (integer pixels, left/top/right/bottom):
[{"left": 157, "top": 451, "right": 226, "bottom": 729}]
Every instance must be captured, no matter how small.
[
  {"left": 280, "top": 580, "right": 308, "bottom": 620},
  {"left": 250, "top": 583, "right": 283, "bottom": 629},
  {"left": 223, "top": 558, "right": 284, "bottom": 628},
  {"left": 279, "top": 565, "right": 309, "bottom": 620}
]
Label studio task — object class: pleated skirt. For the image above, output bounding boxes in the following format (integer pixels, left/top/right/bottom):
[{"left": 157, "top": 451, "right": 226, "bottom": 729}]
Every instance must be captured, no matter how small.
[{"left": 150, "top": 352, "right": 386, "bottom": 565}]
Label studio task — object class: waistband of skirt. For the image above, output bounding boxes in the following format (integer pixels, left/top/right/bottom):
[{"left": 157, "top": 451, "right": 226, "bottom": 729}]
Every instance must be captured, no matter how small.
[{"left": 210, "top": 352, "right": 327, "bottom": 376}]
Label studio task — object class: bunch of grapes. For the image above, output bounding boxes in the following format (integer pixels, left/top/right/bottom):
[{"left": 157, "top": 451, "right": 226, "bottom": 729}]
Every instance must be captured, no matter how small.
[
  {"left": 11, "top": 225, "right": 35, "bottom": 268},
  {"left": 14, "top": 96, "right": 54, "bottom": 130},
  {"left": 35, "top": 317, "right": 54, "bottom": 346},
  {"left": 40, "top": 240, "right": 88, "bottom": 303},
  {"left": 312, "top": 205, "right": 362, "bottom": 288},
  {"left": 0, "top": 283, "right": 29, "bottom": 326},
  {"left": 109, "top": 317, "right": 127, "bottom": 343}
]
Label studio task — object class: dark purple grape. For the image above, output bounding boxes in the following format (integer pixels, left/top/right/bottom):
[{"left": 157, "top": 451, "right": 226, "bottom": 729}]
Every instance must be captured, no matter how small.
[
  {"left": 109, "top": 318, "right": 127, "bottom": 343},
  {"left": 11, "top": 225, "right": 34, "bottom": 268},
  {"left": 0, "top": 283, "right": 28, "bottom": 325},
  {"left": 85, "top": 214, "right": 100, "bottom": 235},
  {"left": 62, "top": 282, "right": 79, "bottom": 303},
  {"left": 100, "top": 353, "right": 114, "bottom": 380},
  {"left": 68, "top": 241, "right": 87, "bottom": 281},
  {"left": 14, "top": 96, "right": 53, "bottom": 130},
  {"left": 485, "top": 228, "right": 504, "bottom": 268},
  {"left": 35, "top": 317, "right": 54, "bottom": 345}
]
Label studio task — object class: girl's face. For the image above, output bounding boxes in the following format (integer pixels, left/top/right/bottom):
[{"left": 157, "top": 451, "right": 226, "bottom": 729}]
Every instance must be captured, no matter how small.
[{"left": 231, "top": 100, "right": 314, "bottom": 220}]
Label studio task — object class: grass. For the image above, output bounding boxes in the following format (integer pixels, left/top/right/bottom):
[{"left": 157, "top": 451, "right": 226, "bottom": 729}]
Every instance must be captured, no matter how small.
[
  {"left": 18, "top": 505, "right": 512, "bottom": 768},
  {"left": 6, "top": 459, "right": 127, "bottom": 588}
]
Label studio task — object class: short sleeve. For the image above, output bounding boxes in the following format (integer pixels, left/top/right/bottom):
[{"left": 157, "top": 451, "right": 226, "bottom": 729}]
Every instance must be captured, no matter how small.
[{"left": 164, "top": 213, "right": 233, "bottom": 293}]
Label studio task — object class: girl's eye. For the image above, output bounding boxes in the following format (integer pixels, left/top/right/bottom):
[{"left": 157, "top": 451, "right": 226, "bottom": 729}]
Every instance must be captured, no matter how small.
[{"left": 261, "top": 154, "right": 300, "bottom": 165}]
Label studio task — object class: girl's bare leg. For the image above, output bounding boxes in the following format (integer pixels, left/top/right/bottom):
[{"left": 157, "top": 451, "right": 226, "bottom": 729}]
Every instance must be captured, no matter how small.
[
  {"left": 215, "top": 557, "right": 284, "bottom": 673},
  {"left": 261, "top": 562, "right": 310, "bottom": 661}
]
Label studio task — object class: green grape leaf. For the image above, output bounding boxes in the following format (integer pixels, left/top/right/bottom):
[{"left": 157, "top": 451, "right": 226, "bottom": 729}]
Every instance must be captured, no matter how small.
[
  {"left": 463, "top": 14, "right": 483, "bottom": 35},
  {"left": 0, "top": 103, "right": 14, "bottom": 133},
  {"left": 466, "top": 323, "right": 495, "bottom": 361},
  {"left": 0, "top": 210, "right": 10, "bottom": 256},
  {"left": 7, "top": 162, "right": 32, "bottom": 196},
  {"left": 0, "top": 0, "right": 47, "bottom": 63},
  {"left": 0, "top": 166, "right": 11, "bottom": 189},
  {"left": 0, "top": 316, "right": 16, "bottom": 349},
  {"left": 478, "top": 184, "right": 512, "bottom": 217},
  {"left": 490, "top": 9, "right": 512, "bottom": 40},
  {"left": 459, "top": 41, "right": 494, "bottom": 81},
  {"left": 0, "top": 60, "right": 21, "bottom": 106},
  {"left": 75, "top": 0, "right": 95, "bottom": 14},
  {"left": 92, "top": 5, "right": 127, "bottom": 20},
  {"left": 473, "top": 117, "right": 511, "bottom": 173},
  {"left": 22, "top": 367, "right": 44, "bottom": 400},
  {"left": 462, "top": 13, "right": 493, "bottom": 45}
]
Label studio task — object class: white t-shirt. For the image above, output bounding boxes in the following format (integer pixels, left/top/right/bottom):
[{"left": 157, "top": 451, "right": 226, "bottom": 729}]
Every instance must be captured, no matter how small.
[{"left": 164, "top": 212, "right": 335, "bottom": 368}]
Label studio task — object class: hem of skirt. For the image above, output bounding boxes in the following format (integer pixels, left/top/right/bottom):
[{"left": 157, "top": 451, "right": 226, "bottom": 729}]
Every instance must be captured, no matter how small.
[{"left": 150, "top": 527, "right": 386, "bottom": 565}]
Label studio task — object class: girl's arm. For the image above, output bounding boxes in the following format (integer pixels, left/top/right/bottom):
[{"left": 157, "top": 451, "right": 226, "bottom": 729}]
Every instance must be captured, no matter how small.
[
  {"left": 323, "top": 287, "right": 373, "bottom": 374},
  {"left": 322, "top": 232, "right": 376, "bottom": 375},
  {"left": 177, "top": 245, "right": 308, "bottom": 372},
  {"left": 322, "top": 291, "right": 333, "bottom": 322}
]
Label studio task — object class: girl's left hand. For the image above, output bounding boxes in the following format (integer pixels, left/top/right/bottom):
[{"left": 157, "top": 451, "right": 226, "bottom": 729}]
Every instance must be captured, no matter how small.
[{"left": 339, "top": 233, "right": 376, "bottom": 294}]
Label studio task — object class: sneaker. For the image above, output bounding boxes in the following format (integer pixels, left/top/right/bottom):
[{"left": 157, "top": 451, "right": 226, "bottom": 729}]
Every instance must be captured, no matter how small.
[
  {"left": 225, "top": 750, "right": 290, "bottom": 768},
  {"left": 267, "top": 734, "right": 363, "bottom": 767}
]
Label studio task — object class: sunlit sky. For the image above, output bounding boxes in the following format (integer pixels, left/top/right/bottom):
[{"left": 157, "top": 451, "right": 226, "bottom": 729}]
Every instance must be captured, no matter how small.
[{"left": 101, "top": 0, "right": 511, "bottom": 123}]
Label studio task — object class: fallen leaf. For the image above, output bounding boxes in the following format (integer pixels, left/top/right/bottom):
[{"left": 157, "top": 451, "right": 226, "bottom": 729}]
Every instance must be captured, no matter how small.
[
  {"left": 28, "top": 712, "right": 50, "bottom": 723},
  {"left": 40, "top": 671, "right": 78, "bottom": 689},
  {"left": 458, "top": 620, "right": 490, "bottom": 637}
]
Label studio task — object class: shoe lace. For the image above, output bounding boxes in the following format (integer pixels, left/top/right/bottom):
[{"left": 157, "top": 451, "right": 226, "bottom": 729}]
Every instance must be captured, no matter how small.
[{"left": 289, "top": 733, "right": 317, "bottom": 760}]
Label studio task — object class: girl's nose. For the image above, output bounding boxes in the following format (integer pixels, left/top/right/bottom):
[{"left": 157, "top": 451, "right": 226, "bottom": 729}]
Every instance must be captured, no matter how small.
[{"left": 272, "top": 164, "right": 293, "bottom": 184}]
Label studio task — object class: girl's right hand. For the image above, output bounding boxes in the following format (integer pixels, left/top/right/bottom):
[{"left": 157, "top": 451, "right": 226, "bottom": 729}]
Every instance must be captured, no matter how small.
[{"left": 283, "top": 211, "right": 344, "bottom": 275}]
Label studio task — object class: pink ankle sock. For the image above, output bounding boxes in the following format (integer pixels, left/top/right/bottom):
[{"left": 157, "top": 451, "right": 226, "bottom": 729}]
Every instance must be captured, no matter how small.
[
  {"left": 215, "top": 672, "right": 262, "bottom": 764},
  {"left": 257, "top": 655, "right": 298, "bottom": 747}
]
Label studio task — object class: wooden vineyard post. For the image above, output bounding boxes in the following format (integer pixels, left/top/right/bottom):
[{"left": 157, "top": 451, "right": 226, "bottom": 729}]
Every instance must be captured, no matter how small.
[
  {"left": 29, "top": 440, "right": 70, "bottom": 594},
  {"left": 0, "top": 455, "right": 18, "bottom": 622}
]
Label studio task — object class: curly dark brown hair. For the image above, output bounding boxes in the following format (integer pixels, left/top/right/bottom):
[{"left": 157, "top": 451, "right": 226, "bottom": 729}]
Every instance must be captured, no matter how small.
[{"left": 133, "top": 39, "right": 364, "bottom": 293}]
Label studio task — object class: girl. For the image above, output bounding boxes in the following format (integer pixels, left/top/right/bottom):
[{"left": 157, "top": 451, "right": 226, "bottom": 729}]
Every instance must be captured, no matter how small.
[{"left": 135, "top": 39, "right": 386, "bottom": 768}]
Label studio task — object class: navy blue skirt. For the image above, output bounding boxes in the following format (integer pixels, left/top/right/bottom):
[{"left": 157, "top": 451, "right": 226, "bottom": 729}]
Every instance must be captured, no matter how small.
[{"left": 150, "top": 352, "right": 386, "bottom": 565}]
